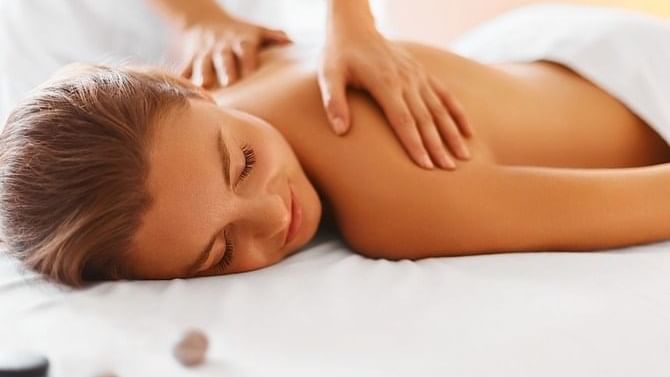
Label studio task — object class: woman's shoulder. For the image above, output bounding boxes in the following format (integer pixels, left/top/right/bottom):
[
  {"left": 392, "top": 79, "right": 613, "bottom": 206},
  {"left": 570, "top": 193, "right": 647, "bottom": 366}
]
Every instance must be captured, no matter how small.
[
  {"left": 212, "top": 40, "right": 496, "bottom": 257},
  {"left": 256, "top": 43, "right": 320, "bottom": 71}
]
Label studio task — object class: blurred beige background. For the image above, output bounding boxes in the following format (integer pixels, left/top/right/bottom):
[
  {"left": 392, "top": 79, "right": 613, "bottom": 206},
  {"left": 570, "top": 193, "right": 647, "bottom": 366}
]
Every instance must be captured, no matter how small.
[{"left": 380, "top": 0, "right": 670, "bottom": 47}]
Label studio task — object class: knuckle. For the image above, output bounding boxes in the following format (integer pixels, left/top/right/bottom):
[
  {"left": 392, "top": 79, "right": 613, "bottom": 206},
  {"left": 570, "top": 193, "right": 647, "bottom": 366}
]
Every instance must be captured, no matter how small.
[
  {"left": 395, "top": 112, "right": 415, "bottom": 129},
  {"left": 213, "top": 40, "right": 225, "bottom": 50},
  {"left": 430, "top": 102, "right": 449, "bottom": 118},
  {"left": 422, "top": 134, "right": 443, "bottom": 151},
  {"left": 237, "top": 44, "right": 252, "bottom": 56},
  {"left": 405, "top": 69, "right": 422, "bottom": 85},
  {"left": 440, "top": 119, "right": 459, "bottom": 134},
  {"left": 396, "top": 68, "right": 411, "bottom": 82},
  {"left": 416, "top": 70, "right": 429, "bottom": 82},
  {"left": 218, "top": 44, "right": 233, "bottom": 54},
  {"left": 378, "top": 69, "right": 398, "bottom": 87},
  {"left": 442, "top": 127, "right": 460, "bottom": 140},
  {"left": 434, "top": 111, "right": 450, "bottom": 124},
  {"left": 415, "top": 112, "right": 433, "bottom": 127}
]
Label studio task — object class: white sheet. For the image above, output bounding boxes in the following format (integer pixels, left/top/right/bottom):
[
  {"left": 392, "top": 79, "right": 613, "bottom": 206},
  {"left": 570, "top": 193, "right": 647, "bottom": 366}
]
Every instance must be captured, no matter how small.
[
  {"left": 2, "top": 3, "right": 670, "bottom": 377},
  {"left": 451, "top": 3, "right": 670, "bottom": 146},
  {"left": 0, "top": 0, "right": 329, "bottom": 127}
]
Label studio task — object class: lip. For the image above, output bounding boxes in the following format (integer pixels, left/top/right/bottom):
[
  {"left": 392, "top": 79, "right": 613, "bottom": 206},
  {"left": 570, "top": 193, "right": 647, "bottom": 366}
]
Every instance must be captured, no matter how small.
[{"left": 283, "top": 187, "right": 302, "bottom": 247}]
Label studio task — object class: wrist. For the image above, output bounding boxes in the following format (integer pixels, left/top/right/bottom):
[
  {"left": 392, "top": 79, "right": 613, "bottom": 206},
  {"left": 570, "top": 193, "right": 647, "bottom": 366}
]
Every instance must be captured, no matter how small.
[
  {"left": 327, "top": 0, "right": 377, "bottom": 34},
  {"left": 178, "top": 3, "right": 233, "bottom": 30}
]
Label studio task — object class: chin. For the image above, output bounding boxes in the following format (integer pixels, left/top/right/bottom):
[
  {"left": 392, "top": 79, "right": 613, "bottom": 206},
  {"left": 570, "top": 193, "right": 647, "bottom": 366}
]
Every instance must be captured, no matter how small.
[{"left": 291, "top": 180, "right": 322, "bottom": 254}]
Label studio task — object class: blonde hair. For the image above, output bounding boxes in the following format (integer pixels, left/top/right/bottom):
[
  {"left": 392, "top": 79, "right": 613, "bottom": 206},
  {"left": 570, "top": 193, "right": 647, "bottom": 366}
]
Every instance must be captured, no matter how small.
[{"left": 0, "top": 64, "right": 206, "bottom": 287}]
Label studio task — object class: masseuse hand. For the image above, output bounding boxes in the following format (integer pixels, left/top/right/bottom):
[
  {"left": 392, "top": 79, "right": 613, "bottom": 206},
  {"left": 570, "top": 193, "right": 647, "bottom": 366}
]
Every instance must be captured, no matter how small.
[
  {"left": 318, "top": 20, "right": 473, "bottom": 170},
  {"left": 179, "top": 13, "right": 292, "bottom": 88}
]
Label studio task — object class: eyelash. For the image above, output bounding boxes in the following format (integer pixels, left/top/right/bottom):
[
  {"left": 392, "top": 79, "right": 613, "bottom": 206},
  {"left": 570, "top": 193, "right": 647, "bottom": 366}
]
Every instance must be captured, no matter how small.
[
  {"left": 212, "top": 229, "right": 234, "bottom": 273},
  {"left": 212, "top": 143, "right": 256, "bottom": 273},
  {"left": 237, "top": 144, "right": 256, "bottom": 185}
]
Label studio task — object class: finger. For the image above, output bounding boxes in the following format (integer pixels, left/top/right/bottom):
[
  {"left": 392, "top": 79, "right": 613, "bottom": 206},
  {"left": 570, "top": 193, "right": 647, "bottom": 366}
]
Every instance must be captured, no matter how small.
[
  {"left": 422, "top": 84, "right": 471, "bottom": 161},
  {"left": 317, "top": 66, "right": 350, "bottom": 135},
  {"left": 192, "top": 51, "right": 217, "bottom": 88},
  {"left": 262, "top": 28, "right": 293, "bottom": 45},
  {"left": 369, "top": 86, "right": 434, "bottom": 169},
  {"left": 405, "top": 88, "right": 455, "bottom": 170},
  {"left": 234, "top": 40, "right": 258, "bottom": 78},
  {"left": 213, "top": 46, "right": 238, "bottom": 87},
  {"left": 179, "top": 59, "right": 193, "bottom": 79},
  {"left": 430, "top": 77, "right": 475, "bottom": 138},
  {"left": 191, "top": 53, "right": 204, "bottom": 86},
  {"left": 363, "top": 74, "right": 434, "bottom": 169}
]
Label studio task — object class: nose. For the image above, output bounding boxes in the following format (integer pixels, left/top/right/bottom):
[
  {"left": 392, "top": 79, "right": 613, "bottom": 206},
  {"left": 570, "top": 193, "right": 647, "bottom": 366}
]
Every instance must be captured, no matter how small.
[{"left": 239, "top": 193, "right": 290, "bottom": 242}]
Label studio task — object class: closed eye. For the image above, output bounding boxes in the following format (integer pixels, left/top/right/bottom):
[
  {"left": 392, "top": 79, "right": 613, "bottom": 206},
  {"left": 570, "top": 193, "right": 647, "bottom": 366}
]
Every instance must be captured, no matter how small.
[
  {"left": 237, "top": 143, "right": 256, "bottom": 185},
  {"left": 211, "top": 229, "right": 234, "bottom": 274},
  {"left": 211, "top": 143, "right": 255, "bottom": 271}
]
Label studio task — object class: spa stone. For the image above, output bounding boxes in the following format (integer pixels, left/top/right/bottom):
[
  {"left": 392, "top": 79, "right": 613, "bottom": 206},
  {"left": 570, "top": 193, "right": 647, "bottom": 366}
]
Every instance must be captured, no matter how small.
[
  {"left": 0, "top": 351, "right": 49, "bottom": 377},
  {"left": 173, "top": 329, "right": 209, "bottom": 367}
]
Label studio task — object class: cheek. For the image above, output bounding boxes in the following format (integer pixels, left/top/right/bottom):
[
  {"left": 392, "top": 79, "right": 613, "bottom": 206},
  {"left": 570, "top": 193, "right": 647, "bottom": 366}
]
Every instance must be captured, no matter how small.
[
  {"left": 232, "top": 243, "right": 283, "bottom": 273},
  {"left": 251, "top": 124, "right": 296, "bottom": 168}
]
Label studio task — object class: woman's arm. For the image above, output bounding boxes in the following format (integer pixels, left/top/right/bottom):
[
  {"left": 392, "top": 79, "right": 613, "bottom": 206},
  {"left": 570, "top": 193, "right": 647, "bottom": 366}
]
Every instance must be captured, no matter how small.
[
  {"left": 147, "top": 0, "right": 230, "bottom": 29},
  {"left": 326, "top": 0, "right": 375, "bottom": 30},
  {"left": 346, "top": 158, "right": 670, "bottom": 259}
]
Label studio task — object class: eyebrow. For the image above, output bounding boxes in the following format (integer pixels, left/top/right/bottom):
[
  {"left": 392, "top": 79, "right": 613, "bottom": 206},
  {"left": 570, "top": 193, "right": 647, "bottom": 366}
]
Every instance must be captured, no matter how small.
[
  {"left": 184, "top": 129, "right": 231, "bottom": 275},
  {"left": 218, "top": 128, "right": 231, "bottom": 188}
]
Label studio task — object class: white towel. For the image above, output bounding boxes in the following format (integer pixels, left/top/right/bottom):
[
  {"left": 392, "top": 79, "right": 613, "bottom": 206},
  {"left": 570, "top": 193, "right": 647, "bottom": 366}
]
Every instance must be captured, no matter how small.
[{"left": 451, "top": 4, "right": 670, "bottom": 145}]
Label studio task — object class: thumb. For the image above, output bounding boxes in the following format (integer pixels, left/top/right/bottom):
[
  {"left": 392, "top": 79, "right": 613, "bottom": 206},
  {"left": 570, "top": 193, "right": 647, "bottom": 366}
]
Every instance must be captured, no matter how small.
[
  {"left": 262, "top": 28, "right": 293, "bottom": 45},
  {"left": 317, "top": 67, "right": 350, "bottom": 135}
]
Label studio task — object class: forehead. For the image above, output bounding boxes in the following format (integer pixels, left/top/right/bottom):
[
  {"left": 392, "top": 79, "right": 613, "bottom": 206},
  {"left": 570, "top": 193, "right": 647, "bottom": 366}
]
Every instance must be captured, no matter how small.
[{"left": 131, "top": 100, "right": 225, "bottom": 277}]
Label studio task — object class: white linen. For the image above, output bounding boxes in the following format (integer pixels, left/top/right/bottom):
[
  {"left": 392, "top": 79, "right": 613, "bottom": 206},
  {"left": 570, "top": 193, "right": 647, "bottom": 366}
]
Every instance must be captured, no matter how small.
[
  {"left": 2, "top": 3, "right": 670, "bottom": 377},
  {"left": 0, "top": 0, "right": 328, "bottom": 127},
  {"left": 0, "top": 0, "right": 171, "bottom": 127},
  {"left": 451, "top": 3, "right": 670, "bottom": 146}
]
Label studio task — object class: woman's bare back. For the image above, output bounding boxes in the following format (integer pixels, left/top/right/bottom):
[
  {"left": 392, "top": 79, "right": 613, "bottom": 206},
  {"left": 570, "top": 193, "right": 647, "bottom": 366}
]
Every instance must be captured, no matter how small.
[
  {"left": 212, "top": 42, "right": 670, "bottom": 257},
  {"left": 409, "top": 42, "right": 670, "bottom": 168},
  {"left": 215, "top": 42, "right": 670, "bottom": 170}
]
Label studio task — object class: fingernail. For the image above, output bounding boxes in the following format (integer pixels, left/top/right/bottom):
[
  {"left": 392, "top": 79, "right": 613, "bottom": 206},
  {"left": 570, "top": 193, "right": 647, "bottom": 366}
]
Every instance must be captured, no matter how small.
[
  {"left": 219, "top": 74, "right": 229, "bottom": 87},
  {"left": 421, "top": 155, "right": 435, "bottom": 169},
  {"left": 438, "top": 154, "right": 456, "bottom": 170},
  {"left": 332, "top": 118, "right": 346, "bottom": 135},
  {"left": 461, "top": 146, "right": 471, "bottom": 160}
]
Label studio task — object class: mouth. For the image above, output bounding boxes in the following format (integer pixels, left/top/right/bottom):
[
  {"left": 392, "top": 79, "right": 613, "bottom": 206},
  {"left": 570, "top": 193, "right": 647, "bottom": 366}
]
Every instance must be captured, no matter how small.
[{"left": 283, "top": 186, "right": 302, "bottom": 247}]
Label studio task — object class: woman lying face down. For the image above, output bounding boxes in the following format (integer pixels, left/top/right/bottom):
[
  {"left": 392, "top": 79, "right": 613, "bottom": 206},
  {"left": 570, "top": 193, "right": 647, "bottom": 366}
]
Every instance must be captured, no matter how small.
[
  {"left": 4, "top": 38, "right": 670, "bottom": 287},
  {"left": 0, "top": 66, "right": 320, "bottom": 285}
]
